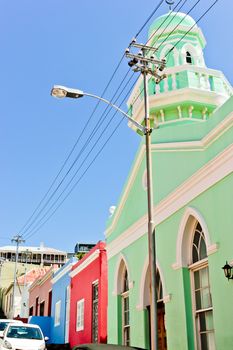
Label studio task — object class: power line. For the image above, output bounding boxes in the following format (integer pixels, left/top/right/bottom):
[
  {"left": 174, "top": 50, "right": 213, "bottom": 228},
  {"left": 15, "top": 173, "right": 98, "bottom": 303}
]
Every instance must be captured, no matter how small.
[
  {"left": 21, "top": 71, "right": 134, "bottom": 237},
  {"left": 135, "top": 0, "right": 165, "bottom": 38},
  {"left": 23, "top": 79, "right": 139, "bottom": 240},
  {"left": 157, "top": 0, "right": 201, "bottom": 51},
  {"left": 166, "top": 0, "right": 221, "bottom": 57},
  {"left": 145, "top": 0, "right": 184, "bottom": 45},
  {"left": 19, "top": 2, "right": 167, "bottom": 238}
]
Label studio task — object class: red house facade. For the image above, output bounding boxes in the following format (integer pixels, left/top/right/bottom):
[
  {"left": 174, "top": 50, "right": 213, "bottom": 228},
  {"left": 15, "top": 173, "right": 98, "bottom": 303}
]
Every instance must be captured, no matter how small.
[{"left": 69, "top": 241, "right": 107, "bottom": 348}]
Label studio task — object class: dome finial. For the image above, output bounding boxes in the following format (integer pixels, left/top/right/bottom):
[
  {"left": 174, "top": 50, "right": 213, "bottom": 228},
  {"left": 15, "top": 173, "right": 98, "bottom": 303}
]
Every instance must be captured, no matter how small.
[{"left": 165, "top": 0, "right": 175, "bottom": 11}]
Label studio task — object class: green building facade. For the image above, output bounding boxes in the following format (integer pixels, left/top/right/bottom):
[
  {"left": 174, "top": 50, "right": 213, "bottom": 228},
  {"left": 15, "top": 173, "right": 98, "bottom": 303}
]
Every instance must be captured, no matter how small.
[{"left": 106, "top": 12, "right": 233, "bottom": 350}]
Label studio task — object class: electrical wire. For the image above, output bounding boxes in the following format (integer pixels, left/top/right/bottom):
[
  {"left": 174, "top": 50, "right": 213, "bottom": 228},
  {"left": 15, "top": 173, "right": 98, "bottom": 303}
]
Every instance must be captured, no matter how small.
[
  {"left": 165, "top": 0, "right": 220, "bottom": 58},
  {"left": 23, "top": 74, "right": 139, "bottom": 239},
  {"left": 145, "top": 0, "right": 184, "bottom": 45},
  {"left": 18, "top": 3, "right": 167, "bottom": 239},
  {"left": 157, "top": 0, "right": 201, "bottom": 51},
  {"left": 23, "top": 78, "right": 140, "bottom": 240},
  {"left": 21, "top": 70, "right": 134, "bottom": 237},
  {"left": 135, "top": 0, "right": 165, "bottom": 38}
]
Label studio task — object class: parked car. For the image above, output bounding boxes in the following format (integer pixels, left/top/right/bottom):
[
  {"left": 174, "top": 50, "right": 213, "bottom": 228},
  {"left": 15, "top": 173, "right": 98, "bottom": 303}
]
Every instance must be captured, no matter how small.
[
  {"left": 73, "top": 344, "right": 144, "bottom": 350},
  {"left": 0, "top": 320, "right": 23, "bottom": 338},
  {"left": 0, "top": 323, "right": 49, "bottom": 350}
]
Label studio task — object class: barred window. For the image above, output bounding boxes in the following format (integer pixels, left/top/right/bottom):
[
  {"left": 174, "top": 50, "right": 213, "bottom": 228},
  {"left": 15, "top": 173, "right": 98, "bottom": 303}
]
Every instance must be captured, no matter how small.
[
  {"left": 92, "top": 282, "right": 99, "bottom": 343},
  {"left": 76, "top": 299, "right": 84, "bottom": 331}
]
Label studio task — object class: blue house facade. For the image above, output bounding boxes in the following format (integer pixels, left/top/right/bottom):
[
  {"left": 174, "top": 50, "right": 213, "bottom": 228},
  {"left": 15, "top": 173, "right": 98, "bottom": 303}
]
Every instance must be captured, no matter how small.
[{"left": 50, "top": 257, "right": 77, "bottom": 344}]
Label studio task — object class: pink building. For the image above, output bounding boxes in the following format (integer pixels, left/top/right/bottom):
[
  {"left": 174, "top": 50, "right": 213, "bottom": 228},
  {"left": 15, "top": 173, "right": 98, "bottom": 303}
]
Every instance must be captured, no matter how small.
[
  {"left": 69, "top": 241, "right": 107, "bottom": 348},
  {"left": 28, "top": 266, "right": 57, "bottom": 317}
]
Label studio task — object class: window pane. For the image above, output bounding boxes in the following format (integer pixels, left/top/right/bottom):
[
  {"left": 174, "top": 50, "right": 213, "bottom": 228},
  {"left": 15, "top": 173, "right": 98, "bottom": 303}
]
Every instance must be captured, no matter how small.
[
  {"left": 201, "top": 287, "right": 212, "bottom": 309},
  {"left": 194, "top": 270, "right": 200, "bottom": 289},
  {"left": 205, "top": 311, "right": 214, "bottom": 331},
  {"left": 199, "top": 313, "right": 206, "bottom": 332},
  {"left": 207, "top": 331, "right": 215, "bottom": 349},
  {"left": 195, "top": 290, "right": 202, "bottom": 310},
  {"left": 200, "top": 238, "right": 207, "bottom": 260},
  {"left": 200, "top": 267, "right": 209, "bottom": 288},
  {"left": 200, "top": 333, "right": 208, "bottom": 350}
]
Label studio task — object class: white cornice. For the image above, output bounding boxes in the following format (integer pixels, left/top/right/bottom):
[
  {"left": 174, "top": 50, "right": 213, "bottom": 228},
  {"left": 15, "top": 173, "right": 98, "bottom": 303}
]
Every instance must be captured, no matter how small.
[
  {"left": 51, "top": 263, "right": 74, "bottom": 284},
  {"left": 106, "top": 143, "right": 233, "bottom": 259},
  {"left": 69, "top": 250, "right": 100, "bottom": 278},
  {"left": 129, "top": 88, "right": 228, "bottom": 128},
  {"left": 106, "top": 112, "right": 233, "bottom": 237}
]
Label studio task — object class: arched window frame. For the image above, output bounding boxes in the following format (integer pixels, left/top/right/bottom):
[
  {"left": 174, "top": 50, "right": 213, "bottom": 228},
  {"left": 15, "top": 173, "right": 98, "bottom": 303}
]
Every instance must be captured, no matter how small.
[
  {"left": 186, "top": 51, "right": 192, "bottom": 64},
  {"left": 189, "top": 222, "right": 215, "bottom": 350},
  {"left": 181, "top": 44, "right": 198, "bottom": 65},
  {"left": 159, "top": 44, "right": 179, "bottom": 67},
  {"left": 121, "top": 266, "right": 130, "bottom": 346}
]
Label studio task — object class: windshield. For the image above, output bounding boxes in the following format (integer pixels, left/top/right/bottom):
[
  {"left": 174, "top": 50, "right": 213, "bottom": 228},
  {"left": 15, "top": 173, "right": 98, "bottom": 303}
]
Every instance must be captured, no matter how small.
[
  {"left": 6, "top": 326, "right": 43, "bottom": 340},
  {"left": 0, "top": 322, "right": 9, "bottom": 331}
]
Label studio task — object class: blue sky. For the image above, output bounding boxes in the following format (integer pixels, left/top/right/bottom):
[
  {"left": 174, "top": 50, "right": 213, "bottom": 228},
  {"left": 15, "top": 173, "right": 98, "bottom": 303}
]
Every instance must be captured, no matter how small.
[{"left": 0, "top": 0, "right": 232, "bottom": 252}]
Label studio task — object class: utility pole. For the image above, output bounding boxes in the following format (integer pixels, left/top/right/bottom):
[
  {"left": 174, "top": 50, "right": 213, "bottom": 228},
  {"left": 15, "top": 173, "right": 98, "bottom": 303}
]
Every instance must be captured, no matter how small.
[
  {"left": 0, "top": 258, "right": 5, "bottom": 309},
  {"left": 125, "top": 40, "right": 166, "bottom": 350},
  {"left": 11, "top": 234, "right": 25, "bottom": 318},
  {"left": 22, "top": 249, "right": 31, "bottom": 317}
]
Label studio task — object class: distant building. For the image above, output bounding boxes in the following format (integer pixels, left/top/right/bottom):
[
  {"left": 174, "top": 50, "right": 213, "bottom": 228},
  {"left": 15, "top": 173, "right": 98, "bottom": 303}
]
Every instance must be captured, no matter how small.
[
  {"left": 0, "top": 243, "right": 67, "bottom": 266},
  {"left": 28, "top": 265, "right": 58, "bottom": 317},
  {"left": 2, "top": 267, "right": 50, "bottom": 318},
  {"left": 74, "top": 243, "right": 96, "bottom": 254}
]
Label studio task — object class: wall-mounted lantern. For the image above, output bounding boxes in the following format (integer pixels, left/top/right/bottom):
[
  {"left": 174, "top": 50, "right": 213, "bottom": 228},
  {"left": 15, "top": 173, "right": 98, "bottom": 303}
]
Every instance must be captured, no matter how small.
[{"left": 222, "top": 261, "right": 233, "bottom": 280}]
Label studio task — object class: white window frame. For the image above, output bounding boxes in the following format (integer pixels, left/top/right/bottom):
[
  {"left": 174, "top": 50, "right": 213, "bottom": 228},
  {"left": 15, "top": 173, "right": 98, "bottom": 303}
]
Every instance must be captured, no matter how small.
[
  {"left": 54, "top": 300, "right": 61, "bottom": 327},
  {"left": 189, "top": 223, "right": 215, "bottom": 350},
  {"left": 76, "top": 299, "right": 84, "bottom": 331}
]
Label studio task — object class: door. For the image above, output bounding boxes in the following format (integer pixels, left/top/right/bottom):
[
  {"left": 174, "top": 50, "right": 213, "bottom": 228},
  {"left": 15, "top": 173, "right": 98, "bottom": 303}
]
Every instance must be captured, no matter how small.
[{"left": 147, "top": 302, "right": 167, "bottom": 350}]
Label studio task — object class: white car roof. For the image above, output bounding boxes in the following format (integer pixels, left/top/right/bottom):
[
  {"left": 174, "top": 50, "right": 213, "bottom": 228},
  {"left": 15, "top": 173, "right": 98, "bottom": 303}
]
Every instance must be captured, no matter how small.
[
  {"left": 7, "top": 323, "right": 40, "bottom": 328},
  {"left": 0, "top": 319, "right": 22, "bottom": 323}
]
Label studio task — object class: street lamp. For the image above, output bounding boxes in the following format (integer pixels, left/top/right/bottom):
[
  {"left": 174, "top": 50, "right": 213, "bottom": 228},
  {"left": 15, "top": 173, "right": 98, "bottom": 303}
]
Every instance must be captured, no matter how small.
[
  {"left": 222, "top": 261, "right": 233, "bottom": 280},
  {"left": 51, "top": 83, "right": 157, "bottom": 348},
  {"left": 51, "top": 85, "right": 145, "bottom": 134}
]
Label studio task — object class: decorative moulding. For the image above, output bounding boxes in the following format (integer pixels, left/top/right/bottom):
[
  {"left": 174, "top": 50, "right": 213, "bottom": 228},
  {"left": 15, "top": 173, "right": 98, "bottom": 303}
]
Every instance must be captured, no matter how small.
[
  {"left": 107, "top": 143, "right": 233, "bottom": 259},
  {"left": 207, "top": 243, "right": 219, "bottom": 256},
  {"left": 106, "top": 122, "right": 233, "bottom": 239}
]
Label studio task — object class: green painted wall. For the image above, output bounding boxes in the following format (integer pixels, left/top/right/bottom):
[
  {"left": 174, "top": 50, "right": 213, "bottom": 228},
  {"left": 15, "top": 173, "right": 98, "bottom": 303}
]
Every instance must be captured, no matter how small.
[{"left": 106, "top": 11, "right": 233, "bottom": 349}]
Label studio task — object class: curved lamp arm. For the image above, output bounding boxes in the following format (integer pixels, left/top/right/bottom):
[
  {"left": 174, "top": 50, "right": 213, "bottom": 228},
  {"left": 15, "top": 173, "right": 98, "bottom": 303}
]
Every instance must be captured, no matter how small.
[{"left": 51, "top": 85, "right": 145, "bottom": 133}]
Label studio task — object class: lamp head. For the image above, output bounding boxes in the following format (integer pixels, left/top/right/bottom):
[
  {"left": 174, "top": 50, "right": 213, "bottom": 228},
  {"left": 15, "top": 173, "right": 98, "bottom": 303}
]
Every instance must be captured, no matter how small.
[
  {"left": 51, "top": 85, "right": 84, "bottom": 99},
  {"left": 222, "top": 261, "right": 233, "bottom": 280}
]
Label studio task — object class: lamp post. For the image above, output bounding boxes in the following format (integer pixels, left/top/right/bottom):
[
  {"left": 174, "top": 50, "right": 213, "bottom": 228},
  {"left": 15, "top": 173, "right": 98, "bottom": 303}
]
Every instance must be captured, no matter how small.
[
  {"left": 51, "top": 71, "right": 164, "bottom": 349},
  {"left": 11, "top": 234, "right": 25, "bottom": 318}
]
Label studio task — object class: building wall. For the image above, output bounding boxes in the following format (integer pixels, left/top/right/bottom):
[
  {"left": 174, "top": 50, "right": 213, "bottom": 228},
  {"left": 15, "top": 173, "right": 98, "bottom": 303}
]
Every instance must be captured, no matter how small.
[
  {"left": 69, "top": 242, "right": 107, "bottom": 348},
  {"left": 106, "top": 88, "right": 233, "bottom": 350},
  {"left": 50, "top": 258, "right": 77, "bottom": 344},
  {"left": 29, "top": 273, "right": 52, "bottom": 317}
]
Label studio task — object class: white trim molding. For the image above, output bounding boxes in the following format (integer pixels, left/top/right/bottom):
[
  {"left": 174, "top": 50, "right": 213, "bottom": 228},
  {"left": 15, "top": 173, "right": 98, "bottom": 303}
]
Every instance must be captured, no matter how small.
[
  {"left": 172, "top": 207, "right": 218, "bottom": 270},
  {"left": 70, "top": 250, "right": 99, "bottom": 278},
  {"left": 112, "top": 253, "right": 132, "bottom": 296},
  {"left": 137, "top": 257, "right": 169, "bottom": 311},
  {"left": 107, "top": 143, "right": 233, "bottom": 260},
  {"left": 106, "top": 115, "right": 233, "bottom": 238},
  {"left": 52, "top": 263, "right": 74, "bottom": 284}
]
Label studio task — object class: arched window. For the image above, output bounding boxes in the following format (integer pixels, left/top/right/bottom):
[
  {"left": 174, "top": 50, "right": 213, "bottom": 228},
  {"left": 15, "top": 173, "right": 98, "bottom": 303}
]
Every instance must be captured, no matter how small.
[
  {"left": 121, "top": 268, "right": 130, "bottom": 346},
  {"left": 190, "top": 222, "right": 215, "bottom": 350},
  {"left": 186, "top": 51, "right": 192, "bottom": 64}
]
